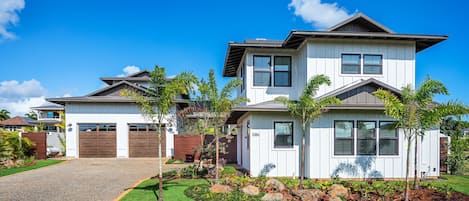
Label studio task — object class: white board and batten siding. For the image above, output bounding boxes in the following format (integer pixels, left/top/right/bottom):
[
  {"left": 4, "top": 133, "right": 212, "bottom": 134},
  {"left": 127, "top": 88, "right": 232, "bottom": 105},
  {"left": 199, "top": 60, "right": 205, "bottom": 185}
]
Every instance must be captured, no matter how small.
[
  {"left": 65, "top": 103, "right": 177, "bottom": 158},
  {"left": 245, "top": 112, "right": 300, "bottom": 177},
  {"left": 238, "top": 39, "right": 415, "bottom": 106},
  {"left": 306, "top": 39, "right": 416, "bottom": 97},
  {"left": 309, "top": 110, "right": 440, "bottom": 179}
]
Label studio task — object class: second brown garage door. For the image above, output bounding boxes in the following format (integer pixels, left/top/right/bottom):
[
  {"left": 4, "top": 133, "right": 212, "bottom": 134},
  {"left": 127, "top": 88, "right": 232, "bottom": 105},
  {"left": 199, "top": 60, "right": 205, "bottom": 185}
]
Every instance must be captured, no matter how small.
[
  {"left": 129, "top": 124, "right": 165, "bottom": 157},
  {"left": 79, "top": 123, "right": 116, "bottom": 158}
]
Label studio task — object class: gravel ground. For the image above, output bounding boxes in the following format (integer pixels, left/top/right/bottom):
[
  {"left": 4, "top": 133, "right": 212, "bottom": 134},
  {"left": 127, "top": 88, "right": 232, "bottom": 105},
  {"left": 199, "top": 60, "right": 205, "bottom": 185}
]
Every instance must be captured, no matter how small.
[{"left": 0, "top": 158, "right": 186, "bottom": 201}]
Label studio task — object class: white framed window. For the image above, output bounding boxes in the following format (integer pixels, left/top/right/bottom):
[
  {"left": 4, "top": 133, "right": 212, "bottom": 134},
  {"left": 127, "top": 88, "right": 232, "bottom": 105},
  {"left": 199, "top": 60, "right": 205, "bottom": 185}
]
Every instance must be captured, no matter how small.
[
  {"left": 274, "top": 121, "right": 293, "bottom": 148},
  {"left": 333, "top": 120, "right": 398, "bottom": 156},
  {"left": 341, "top": 54, "right": 383, "bottom": 75},
  {"left": 253, "top": 55, "right": 291, "bottom": 87}
]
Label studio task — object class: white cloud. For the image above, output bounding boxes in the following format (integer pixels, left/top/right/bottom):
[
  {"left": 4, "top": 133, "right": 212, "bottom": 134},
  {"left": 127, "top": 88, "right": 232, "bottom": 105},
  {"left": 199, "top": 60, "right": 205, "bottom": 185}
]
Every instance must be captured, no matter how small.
[
  {"left": 63, "top": 93, "right": 71, "bottom": 97},
  {"left": 0, "top": 0, "right": 25, "bottom": 40},
  {"left": 117, "top": 65, "right": 141, "bottom": 77},
  {"left": 289, "top": 0, "right": 353, "bottom": 29},
  {"left": 0, "top": 79, "right": 47, "bottom": 117},
  {"left": 0, "top": 96, "right": 46, "bottom": 117},
  {"left": 0, "top": 79, "right": 46, "bottom": 99}
]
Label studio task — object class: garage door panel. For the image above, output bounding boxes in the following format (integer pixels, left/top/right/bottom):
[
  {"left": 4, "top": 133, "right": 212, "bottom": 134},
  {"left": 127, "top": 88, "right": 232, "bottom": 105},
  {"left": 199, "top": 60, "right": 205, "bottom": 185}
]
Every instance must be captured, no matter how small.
[
  {"left": 129, "top": 128, "right": 166, "bottom": 157},
  {"left": 79, "top": 124, "right": 116, "bottom": 158}
]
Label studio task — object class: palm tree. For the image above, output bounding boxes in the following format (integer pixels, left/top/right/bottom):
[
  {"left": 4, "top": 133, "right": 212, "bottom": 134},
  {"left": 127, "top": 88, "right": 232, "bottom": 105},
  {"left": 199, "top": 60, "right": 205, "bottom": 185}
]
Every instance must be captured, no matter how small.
[
  {"left": 25, "top": 111, "right": 38, "bottom": 120},
  {"left": 196, "top": 69, "right": 247, "bottom": 180},
  {"left": 122, "top": 66, "right": 197, "bottom": 201},
  {"left": 0, "top": 109, "right": 10, "bottom": 121},
  {"left": 275, "top": 75, "right": 341, "bottom": 189},
  {"left": 374, "top": 77, "right": 467, "bottom": 201}
]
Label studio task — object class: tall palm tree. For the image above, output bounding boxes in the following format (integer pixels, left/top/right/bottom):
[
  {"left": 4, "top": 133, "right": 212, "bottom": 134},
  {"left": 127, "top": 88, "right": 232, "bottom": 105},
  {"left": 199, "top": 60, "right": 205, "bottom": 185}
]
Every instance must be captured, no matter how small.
[
  {"left": 0, "top": 109, "right": 10, "bottom": 121},
  {"left": 275, "top": 75, "right": 341, "bottom": 189},
  {"left": 374, "top": 77, "right": 467, "bottom": 201},
  {"left": 196, "top": 69, "right": 247, "bottom": 180},
  {"left": 25, "top": 111, "right": 38, "bottom": 120},
  {"left": 122, "top": 66, "right": 197, "bottom": 201}
]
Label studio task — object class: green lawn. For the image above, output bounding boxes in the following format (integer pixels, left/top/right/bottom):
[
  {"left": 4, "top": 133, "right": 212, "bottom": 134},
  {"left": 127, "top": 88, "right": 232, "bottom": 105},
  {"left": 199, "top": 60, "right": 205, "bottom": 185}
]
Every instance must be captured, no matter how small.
[
  {"left": 438, "top": 174, "right": 469, "bottom": 195},
  {"left": 120, "top": 178, "right": 209, "bottom": 201},
  {"left": 0, "top": 160, "right": 65, "bottom": 177}
]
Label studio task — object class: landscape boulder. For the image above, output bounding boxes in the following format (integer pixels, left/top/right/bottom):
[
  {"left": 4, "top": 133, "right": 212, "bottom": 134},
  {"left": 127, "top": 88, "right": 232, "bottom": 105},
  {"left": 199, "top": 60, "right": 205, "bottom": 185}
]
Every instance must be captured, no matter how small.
[
  {"left": 241, "top": 185, "right": 260, "bottom": 195},
  {"left": 292, "top": 189, "right": 325, "bottom": 201},
  {"left": 210, "top": 184, "right": 232, "bottom": 193},
  {"left": 262, "top": 192, "right": 284, "bottom": 201},
  {"left": 265, "top": 178, "right": 286, "bottom": 191},
  {"left": 328, "top": 184, "right": 348, "bottom": 199}
]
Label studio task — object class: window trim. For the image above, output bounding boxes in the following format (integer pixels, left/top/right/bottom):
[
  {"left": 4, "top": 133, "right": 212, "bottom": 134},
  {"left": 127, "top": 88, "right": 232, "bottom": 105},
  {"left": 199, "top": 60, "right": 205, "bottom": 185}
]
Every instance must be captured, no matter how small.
[
  {"left": 357, "top": 120, "right": 377, "bottom": 156},
  {"left": 341, "top": 54, "right": 361, "bottom": 74},
  {"left": 253, "top": 55, "right": 272, "bottom": 87},
  {"left": 273, "top": 56, "right": 292, "bottom": 87},
  {"left": 363, "top": 54, "right": 383, "bottom": 75},
  {"left": 334, "top": 120, "right": 355, "bottom": 156},
  {"left": 273, "top": 121, "right": 294, "bottom": 148},
  {"left": 378, "top": 121, "right": 399, "bottom": 156}
]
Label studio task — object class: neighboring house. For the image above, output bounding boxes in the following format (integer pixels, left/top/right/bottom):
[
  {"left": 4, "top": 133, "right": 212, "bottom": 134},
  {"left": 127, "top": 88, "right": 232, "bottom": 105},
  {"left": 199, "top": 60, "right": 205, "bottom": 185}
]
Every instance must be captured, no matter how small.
[
  {"left": 47, "top": 71, "right": 183, "bottom": 158},
  {"left": 31, "top": 104, "right": 66, "bottom": 155},
  {"left": 0, "top": 116, "right": 35, "bottom": 131},
  {"left": 224, "top": 14, "right": 447, "bottom": 179}
]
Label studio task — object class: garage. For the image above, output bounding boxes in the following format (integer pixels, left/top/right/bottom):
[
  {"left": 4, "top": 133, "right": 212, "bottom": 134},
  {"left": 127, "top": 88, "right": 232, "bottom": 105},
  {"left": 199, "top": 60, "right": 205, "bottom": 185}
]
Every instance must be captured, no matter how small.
[
  {"left": 128, "top": 123, "right": 165, "bottom": 157},
  {"left": 79, "top": 123, "right": 116, "bottom": 158}
]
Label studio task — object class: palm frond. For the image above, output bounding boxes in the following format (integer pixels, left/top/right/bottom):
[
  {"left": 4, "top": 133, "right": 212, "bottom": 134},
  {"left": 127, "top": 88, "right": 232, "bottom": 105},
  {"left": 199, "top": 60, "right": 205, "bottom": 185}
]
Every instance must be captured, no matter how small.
[{"left": 303, "top": 75, "right": 331, "bottom": 97}]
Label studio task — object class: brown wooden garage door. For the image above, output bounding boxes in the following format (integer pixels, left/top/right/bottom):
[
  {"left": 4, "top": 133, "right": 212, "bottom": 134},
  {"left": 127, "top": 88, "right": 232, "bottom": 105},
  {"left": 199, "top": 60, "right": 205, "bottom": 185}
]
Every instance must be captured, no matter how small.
[
  {"left": 129, "top": 124, "right": 165, "bottom": 157},
  {"left": 79, "top": 123, "right": 116, "bottom": 158}
]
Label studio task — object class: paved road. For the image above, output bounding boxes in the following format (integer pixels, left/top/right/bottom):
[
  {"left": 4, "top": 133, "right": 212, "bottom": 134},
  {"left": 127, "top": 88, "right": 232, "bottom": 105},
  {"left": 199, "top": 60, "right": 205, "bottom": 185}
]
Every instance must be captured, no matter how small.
[{"left": 0, "top": 158, "right": 185, "bottom": 201}]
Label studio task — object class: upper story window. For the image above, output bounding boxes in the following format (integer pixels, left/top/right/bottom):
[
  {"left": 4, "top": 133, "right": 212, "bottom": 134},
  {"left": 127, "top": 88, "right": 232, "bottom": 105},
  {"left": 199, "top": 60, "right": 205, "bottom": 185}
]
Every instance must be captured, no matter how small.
[
  {"left": 274, "top": 56, "right": 291, "bottom": 87},
  {"left": 240, "top": 63, "right": 245, "bottom": 92},
  {"left": 341, "top": 54, "right": 361, "bottom": 74},
  {"left": 253, "top": 55, "right": 292, "bottom": 87},
  {"left": 341, "top": 54, "right": 383, "bottom": 75},
  {"left": 363, "top": 55, "right": 383, "bottom": 74},
  {"left": 253, "top": 56, "right": 271, "bottom": 86}
]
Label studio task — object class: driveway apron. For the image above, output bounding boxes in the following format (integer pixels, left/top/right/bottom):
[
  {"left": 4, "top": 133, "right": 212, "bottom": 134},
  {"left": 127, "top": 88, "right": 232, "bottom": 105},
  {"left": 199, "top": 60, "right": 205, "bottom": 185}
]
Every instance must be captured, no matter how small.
[{"left": 0, "top": 158, "right": 172, "bottom": 201}]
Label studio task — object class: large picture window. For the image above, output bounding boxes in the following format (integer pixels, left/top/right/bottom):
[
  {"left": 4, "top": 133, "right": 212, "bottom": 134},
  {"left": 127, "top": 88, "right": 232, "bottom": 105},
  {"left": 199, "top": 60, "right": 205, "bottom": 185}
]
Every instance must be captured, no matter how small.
[
  {"left": 341, "top": 54, "right": 361, "bottom": 74},
  {"left": 253, "top": 56, "right": 271, "bottom": 86},
  {"left": 334, "top": 121, "right": 354, "bottom": 155},
  {"left": 363, "top": 55, "right": 382, "bottom": 74},
  {"left": 274, "top": 56, "right": 291, "bottom": 87},
  {"left": 357, "top": 121, "right": 377, "bottom": 155},
  {"left": 274, "top": 122, "right": 293, "bottom": 148},
  {"left": 379, "top": 121, "right": 398, "bottom": 155}
]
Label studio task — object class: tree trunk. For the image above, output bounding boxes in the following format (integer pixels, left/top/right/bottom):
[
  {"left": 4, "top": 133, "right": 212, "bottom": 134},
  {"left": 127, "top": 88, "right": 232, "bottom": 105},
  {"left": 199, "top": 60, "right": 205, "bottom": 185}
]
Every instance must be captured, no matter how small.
[
  {"left": 158, "top": 123, "right": 163, "bottom": 201},
  {"left": 404, "top": 135, "right": 412, "bottom": 201},
  {"left": 299, "top": 124, "right": 306, "bottom": 190},
  {"left": 413, "top": 134, "right": 419, "bottom": 189},
  {"left": 215, "top": 126, "right": 219, "bottom": 181}
]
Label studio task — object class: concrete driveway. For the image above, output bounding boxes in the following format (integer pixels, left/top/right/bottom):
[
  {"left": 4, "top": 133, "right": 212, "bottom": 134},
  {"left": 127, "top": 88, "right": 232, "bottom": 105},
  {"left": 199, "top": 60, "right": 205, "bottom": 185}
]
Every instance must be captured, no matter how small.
[{"left": 0, "top": 158, "right": 183, "bottom": 201}]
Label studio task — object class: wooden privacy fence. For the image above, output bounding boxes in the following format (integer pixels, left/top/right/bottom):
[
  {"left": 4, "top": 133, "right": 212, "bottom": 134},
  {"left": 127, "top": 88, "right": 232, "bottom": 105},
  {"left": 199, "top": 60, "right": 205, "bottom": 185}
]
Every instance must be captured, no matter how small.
[
  {"left": 22, "top": 132, "right": 47, "bottom": 160},
  {"left": 174, "top": 134, "right": 237, "bottom": 163}
]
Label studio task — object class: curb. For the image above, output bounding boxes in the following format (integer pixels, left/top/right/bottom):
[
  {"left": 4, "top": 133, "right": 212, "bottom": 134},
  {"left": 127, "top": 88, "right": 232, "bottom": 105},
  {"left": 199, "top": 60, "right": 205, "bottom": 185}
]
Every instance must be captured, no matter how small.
[{"left": 113, "top": 176, "right": 151, "bottom": 201}]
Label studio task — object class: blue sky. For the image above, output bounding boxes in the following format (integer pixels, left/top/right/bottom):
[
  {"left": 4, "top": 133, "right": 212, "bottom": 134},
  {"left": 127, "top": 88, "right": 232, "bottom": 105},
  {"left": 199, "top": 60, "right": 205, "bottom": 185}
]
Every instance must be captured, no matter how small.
[{"left": 0, "top": 0, "right": 468, "bottom": 116}]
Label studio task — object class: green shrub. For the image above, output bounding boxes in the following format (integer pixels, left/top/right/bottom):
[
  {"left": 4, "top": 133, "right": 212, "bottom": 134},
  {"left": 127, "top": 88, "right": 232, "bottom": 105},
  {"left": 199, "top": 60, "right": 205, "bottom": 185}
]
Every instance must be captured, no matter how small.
[
  {"left": 184, "top": 183, "right": 263, "bottom": 201},
  {"left": 221, "top": 166, "right": 237, "bottom": 177},
  {"left": 0, "top": 129, "right": 36, "bottom": 163}
]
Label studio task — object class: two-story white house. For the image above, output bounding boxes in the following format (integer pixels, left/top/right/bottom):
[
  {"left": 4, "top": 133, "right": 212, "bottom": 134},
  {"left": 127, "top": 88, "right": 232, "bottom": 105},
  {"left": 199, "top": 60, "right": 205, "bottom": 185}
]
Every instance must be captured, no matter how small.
[{"left": 225, "top": 14, "right": 447, "bottom": 179}]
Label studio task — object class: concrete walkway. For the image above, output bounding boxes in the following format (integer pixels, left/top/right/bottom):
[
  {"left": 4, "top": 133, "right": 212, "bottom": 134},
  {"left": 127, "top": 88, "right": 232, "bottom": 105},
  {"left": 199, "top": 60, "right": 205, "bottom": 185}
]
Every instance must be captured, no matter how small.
[{"left": 0, "top": 158, "right": 186, "bottom": 201}]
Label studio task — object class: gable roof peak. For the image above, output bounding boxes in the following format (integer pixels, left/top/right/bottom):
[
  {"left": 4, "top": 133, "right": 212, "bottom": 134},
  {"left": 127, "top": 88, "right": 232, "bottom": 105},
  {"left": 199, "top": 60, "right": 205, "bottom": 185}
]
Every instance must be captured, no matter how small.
[{"left": 327, "top": 13, "right": 395, "bottom": 34}]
